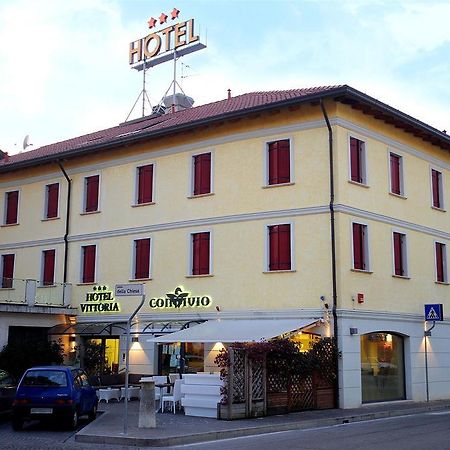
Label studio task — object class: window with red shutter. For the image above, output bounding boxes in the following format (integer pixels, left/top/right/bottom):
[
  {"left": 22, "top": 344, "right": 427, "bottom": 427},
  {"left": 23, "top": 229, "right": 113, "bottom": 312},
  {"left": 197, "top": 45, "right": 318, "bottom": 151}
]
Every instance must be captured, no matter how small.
[
  {"left": 390, "top": 153, "right": 401, "bottom": 195},
  {"left": 431, "top": 169, "right": 442, "bottom": 209},
  {"left": 1, "top": 254, "right": 14, "bottom": 288},
  {"left": 350, "top": 137, "right": 365, "bottom": 184},
  {"left": 42, "top": 249, "right": 56, "bottom": 285},
  {"left": 84, "top": 175, "right": 99, "bottom": 212},
  {"left": 193, "top": 153, "right": 211, "bottom": 195},
  {"left": 5, "top": 190, "right": 19, "bottom": 225},
  {"left": 435, "top": 242, "right": 446, "bottom": 283},
  {"left": 352, "top": 223, "right": 367, "bottom": 270},
  {"left": 393, "top": 232, "right": 406, "bottom": 276},
  {"left": 46, "top": 183, "right": 59, "bottom": 219},
  {"left": 82, "top": 245, "right": 96, "bottom": 283},
  {"left": 137, "top": 165, "right": 153, "bottom": 204},
  {"left": 268, "top": 140, "right": 290, "bottom": 185},
  {"left": 192, "top": 232, "right": 210, "bottom": 275},
  {"left": 268, "top": 224, "right": 291, "bottom": 271},
  {"left": 134, "top": 238, "right": 150, "bottom": 279}
]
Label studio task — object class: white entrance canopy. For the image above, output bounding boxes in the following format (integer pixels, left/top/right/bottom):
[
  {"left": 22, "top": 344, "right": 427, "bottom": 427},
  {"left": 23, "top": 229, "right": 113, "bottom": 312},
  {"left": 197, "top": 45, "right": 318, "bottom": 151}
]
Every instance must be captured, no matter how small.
[{"left": 150, "top": 319, "right": 319, "bottom": 343}]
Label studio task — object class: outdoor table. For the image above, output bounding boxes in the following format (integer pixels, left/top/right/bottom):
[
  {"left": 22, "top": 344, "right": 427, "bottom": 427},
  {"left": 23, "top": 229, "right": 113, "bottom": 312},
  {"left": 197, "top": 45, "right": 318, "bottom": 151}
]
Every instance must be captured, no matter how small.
[
  {"left": 120, "top": 385, "right": 141, "bottom": 401},
  {"left": 155, "top": 383, "right": 173, "bottom": 412},
  {"left": 97, "top": 387, "right": 121, "bottom": 403}
]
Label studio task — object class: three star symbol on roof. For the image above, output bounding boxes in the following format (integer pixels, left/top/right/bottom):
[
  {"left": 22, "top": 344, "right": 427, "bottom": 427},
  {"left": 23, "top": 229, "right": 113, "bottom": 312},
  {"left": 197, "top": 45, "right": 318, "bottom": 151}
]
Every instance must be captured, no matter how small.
[{"left": 148, "top": 8, "right": 180, "bottom": 29}]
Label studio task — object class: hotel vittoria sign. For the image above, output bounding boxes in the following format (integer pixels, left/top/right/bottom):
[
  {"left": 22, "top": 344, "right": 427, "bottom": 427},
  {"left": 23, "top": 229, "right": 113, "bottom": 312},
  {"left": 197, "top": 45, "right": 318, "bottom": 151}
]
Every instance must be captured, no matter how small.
[{"left": 80, "top": 285, "right": 120, "bottom": 313}]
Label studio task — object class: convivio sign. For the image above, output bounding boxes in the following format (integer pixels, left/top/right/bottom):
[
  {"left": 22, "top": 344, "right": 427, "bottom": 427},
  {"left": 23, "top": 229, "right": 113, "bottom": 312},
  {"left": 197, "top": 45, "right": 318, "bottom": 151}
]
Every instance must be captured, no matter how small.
[
  {"left": 80, "top": 286, "right": 120, "bottom": 313},
  {"left": 149, "top": 286, "right": 212, "bottom": 309}
]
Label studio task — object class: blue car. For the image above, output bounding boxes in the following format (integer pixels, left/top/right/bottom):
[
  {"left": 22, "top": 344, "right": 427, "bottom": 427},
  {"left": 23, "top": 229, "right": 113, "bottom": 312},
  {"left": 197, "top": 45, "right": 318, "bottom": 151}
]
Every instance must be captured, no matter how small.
[{"left": 12, "top": 366, "right": 98, "bottom": 431}]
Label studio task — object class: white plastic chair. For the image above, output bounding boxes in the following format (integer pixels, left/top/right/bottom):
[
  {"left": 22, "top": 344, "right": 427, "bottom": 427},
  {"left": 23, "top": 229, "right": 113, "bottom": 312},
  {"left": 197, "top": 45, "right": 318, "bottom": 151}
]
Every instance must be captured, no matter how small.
[
  {"left": 168, "top": 373, "right": 179, "bottom": 384},
  {"left": 162, "top": 379, "right": 183, "bottom": 413}
]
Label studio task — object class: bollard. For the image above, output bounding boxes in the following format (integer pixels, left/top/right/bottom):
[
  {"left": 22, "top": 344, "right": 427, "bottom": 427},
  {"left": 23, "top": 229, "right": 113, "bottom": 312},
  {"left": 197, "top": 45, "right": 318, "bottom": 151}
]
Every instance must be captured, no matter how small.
[{"left": 139, "top": 379, "right": 156, "bottom": 428}]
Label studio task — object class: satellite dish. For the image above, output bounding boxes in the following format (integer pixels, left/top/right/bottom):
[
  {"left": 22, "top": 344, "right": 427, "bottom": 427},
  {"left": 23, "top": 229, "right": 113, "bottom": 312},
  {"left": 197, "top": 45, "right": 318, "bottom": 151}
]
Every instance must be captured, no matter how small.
[{"left": 23, "top": 135, "right": 33, "bottom": 151}]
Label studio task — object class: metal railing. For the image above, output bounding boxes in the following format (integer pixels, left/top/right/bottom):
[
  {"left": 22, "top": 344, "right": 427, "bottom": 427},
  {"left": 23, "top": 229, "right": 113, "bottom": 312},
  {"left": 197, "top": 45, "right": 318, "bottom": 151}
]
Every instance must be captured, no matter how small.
[{"left": 0, "top": 278, "right": 72, "bottom": 308}]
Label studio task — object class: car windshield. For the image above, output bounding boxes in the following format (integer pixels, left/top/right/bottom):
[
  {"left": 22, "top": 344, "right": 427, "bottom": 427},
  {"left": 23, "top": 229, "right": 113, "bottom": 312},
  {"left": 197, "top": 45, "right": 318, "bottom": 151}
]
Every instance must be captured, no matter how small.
[{"left": 22, "top": 370, "right": 68, "bottom": 387}]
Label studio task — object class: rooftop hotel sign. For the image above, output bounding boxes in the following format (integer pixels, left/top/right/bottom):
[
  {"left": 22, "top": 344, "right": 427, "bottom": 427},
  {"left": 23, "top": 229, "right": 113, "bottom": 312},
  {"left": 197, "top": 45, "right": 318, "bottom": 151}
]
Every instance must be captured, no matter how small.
[{"left": 129, "top": 8, "right": 206, "bottom": 70}]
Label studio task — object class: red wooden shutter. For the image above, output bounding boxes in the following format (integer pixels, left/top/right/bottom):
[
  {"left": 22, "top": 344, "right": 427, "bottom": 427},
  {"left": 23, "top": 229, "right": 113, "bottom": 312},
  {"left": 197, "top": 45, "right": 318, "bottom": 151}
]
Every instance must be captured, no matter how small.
[
  {"left": 85, "top": 175, "right": 99, "bottom": 212},
  {"left": 135, "top": 239, "right": 150, "bottom": 279},
  {"left": 432, "top": 170, "right": 441, "bottom": 208},
  {"left": 393, "top": 233, "right": 403, "bottom": 276},
  {"left": 436, "top": 242, "right": 445, "bottom": 282},
  {"left": 269, "top": 225, "right": 291, "bottom": 270},
  {"left": 353, "top": 223, "right": 365, "bottom": 270},
  {"left": 268, "top": 141, "right": 278, "bottom": 185},
  {"left": 350, "top": 138, "right": 361, "bottom": 183},
  {"left": 46, "top": 183, "right": 59, "bottom": 218},
  {"left": 390, "top": 154, "right": 401, "bottom": 195},
  {"left": 138, "top": 165, "right": 153, "bottom": 204},
  {"left": 278, "top": 140, "right": 290, "bottom": 184},
  {"left": 43, "top": 249, "right": 55, "bottom": 285},
  {"left": 2, "top": 254, "right": 14, "bottom": 288},
  {"left": 6, "top": 191, "right": 19, "bottom": 224},
  {"left": 192, "top": 232, "right": 210, "bottom": 275},
  {"left": 82, "top": 245, "right": 96, "bottom": 283},
  {"left": 193, "top": 154, "right": 211, "bottom": 195}
]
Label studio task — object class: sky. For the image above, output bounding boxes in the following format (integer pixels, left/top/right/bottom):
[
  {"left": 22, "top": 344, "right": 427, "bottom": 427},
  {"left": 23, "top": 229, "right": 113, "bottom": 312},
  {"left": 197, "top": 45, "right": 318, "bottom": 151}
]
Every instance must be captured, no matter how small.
[{"left": 1, "top": 0, "right": 450, "bottom": 155}]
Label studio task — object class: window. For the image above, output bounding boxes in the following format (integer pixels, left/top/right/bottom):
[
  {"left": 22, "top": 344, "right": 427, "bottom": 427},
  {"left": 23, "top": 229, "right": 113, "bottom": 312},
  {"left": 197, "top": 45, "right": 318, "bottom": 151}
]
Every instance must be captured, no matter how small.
[
  {"left": 136, "top": 165, "right": 154, "bottom": 204},
  {"left": 267, "top": 139, "right": 291, "bottom": 185},
  {"left": 389, "top": 153, "right": 403, "bottom": 196},
  {"left": 392, "top": 232, "right": 407, "bottom": 277},
  {"left": 192, "top": 153, "right": 211, "bottom": 196},
  {"left": 268, "top": 224, "right": 292, "bottom": 271},
  {"left": 42, "top": 249, "right": 56, "bottom": 286},
  {"left": 435, "top": 242, "right": 448, "bottom": 283},
  {"left": 431, "top": 169, "right": 444, "bottom": 209},
  {"left": 349, "top": 137, "right": 366, "bottom": 184},
  {"left": 133, "top": 238, "right": 151, "bottom": 279},
  {"left": 1, "top": 254, "right": 14, "bottom": 288},
  {"left": 4, "top": 190, "right": 19, "bottom": 225},
  {"left": 45, "top": 183, "right": 59, "bottom": 219},
  {"left": 191, "top": 232, "right": 210, "bottom": 275},
  {"left": 81, "top": 245, "right": 96, "bottom": 283},
  {"left": 84, "top": 175, "right": 99, "bottom": 213},
  {"left": 352, "top": 222, "right": 369, "bottom": 271}
]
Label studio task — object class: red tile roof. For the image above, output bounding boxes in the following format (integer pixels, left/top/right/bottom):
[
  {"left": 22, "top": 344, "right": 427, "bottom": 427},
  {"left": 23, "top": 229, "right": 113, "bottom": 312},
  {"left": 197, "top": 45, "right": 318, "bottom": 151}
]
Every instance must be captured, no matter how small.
[{"left": 0, "top": 86, "right": 343, "bottom": 170}]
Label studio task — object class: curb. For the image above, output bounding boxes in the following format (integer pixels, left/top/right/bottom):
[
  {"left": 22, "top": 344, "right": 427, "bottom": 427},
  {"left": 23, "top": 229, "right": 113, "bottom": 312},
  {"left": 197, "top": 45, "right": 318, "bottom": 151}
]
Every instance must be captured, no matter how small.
[{"left": 75, "top": 402, "right": 450, "bottom": 447}]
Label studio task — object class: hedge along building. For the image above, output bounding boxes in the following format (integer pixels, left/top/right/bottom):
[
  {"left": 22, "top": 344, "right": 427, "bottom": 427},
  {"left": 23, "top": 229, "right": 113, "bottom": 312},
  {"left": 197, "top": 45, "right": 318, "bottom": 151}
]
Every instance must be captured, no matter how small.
[{"left": 0, "top": 85, "right": 449, "bottom": 408}]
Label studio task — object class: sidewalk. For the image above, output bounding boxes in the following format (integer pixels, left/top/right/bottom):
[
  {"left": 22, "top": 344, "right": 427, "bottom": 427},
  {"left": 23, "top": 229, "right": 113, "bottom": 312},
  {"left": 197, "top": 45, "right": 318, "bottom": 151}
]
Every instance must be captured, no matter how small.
[{"left": 75, "top": 399, "right": 450, "bottom": 447}]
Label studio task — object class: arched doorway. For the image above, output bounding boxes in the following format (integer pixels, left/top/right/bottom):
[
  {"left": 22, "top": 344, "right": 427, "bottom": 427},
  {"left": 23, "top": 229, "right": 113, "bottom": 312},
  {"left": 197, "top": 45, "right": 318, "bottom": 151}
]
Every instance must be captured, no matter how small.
[{"left": 361, "top": 332, "right": 405, "bottom": 403}]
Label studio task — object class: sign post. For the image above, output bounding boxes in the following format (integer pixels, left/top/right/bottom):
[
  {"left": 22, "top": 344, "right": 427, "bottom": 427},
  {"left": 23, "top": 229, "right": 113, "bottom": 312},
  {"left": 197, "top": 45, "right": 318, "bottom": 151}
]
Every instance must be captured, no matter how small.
[
  {"left": 116, "top": 283, "right": 145, "bottom": 435},
  {"left": 423, "top": 304, "right": 444, "bottom": 402}
]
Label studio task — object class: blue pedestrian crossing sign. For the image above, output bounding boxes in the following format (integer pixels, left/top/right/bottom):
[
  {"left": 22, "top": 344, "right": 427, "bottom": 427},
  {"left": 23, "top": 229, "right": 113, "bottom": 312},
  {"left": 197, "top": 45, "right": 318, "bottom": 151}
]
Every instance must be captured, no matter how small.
[{"left": 424, "top": 304, "right": 443, "bottom": 321}]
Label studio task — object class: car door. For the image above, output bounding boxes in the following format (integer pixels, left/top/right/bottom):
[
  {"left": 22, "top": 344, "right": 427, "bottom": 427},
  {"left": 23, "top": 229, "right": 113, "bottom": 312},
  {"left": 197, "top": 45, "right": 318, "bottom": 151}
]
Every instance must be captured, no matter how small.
[{"left": 78, "top": 370, "right": 95, "bottom": 414}]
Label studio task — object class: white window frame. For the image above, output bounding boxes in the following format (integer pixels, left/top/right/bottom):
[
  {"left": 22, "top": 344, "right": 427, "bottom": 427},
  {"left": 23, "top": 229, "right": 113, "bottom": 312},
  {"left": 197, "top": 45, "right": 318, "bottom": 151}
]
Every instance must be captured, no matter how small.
[
  {"left": 391, "top": 230, "right": 409, "bottom": 278},
  {"left": 3, "top": 189, "right": 20, "bottom": 225},
  {"left": 79, "top": 244, "right": 98, "bottom": 284},
  {"left": 188, "top": 151, "right": 214, "bottom": 197},
  {"left": 348, "top": 134, "right": 368, "bottom": 186},
  {"left": 81, "top": 173, "right": 101, "bottom": 213},
  {"left": 187, "top": 229, "right": 213, "bottom": 276},
  {"left": 434, "top": 240, "right": 448, "bottom": 283},
  {"left": 350, "top": 220, "right": 371, "bottom": 272},
  {"left": 388, "top": 151, "right": 406, "bottom": 197},
  {"left": 264, "top": 222, "right": 295, "bottom": 272},
  {"left": 40, "top": 248, "right": 57, "bottom": 286},
  {"left": 133, "top": 163, "right": 156, "bottom": 206},
  {"left": 263, "top": 137, "right": 294, "bottom": 187},
  {"left": 43, "top": 182, "right": 61, "bottom": 220},
  {"left": 430, "top": 166, "right": 445, "bottom": 211},
  {"left": 131, "top": 237, "right": 152, "bottom": 280}
]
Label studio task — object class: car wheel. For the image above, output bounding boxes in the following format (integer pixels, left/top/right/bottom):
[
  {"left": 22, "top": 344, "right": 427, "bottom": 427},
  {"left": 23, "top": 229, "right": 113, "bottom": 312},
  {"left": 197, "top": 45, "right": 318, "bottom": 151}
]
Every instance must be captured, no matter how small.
[
  {"left": 66, "top": 409, "right": 78, "bottom": 430},
  {"left": 88, "top": 403, "right": 97, "bottom": 422},
  {"left": 12, "top": 419, "right": 24, "bottom": 431}
]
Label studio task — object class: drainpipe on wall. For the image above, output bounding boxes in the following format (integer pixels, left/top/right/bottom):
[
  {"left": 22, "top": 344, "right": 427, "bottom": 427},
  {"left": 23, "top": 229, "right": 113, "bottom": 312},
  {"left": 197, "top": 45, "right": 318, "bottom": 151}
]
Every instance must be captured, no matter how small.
[
  {"left": 57, "top": 161, "right": 71, "bottom": 299},
  {"left": 320, "top": 99, "right": 340, "bottom": 408}
]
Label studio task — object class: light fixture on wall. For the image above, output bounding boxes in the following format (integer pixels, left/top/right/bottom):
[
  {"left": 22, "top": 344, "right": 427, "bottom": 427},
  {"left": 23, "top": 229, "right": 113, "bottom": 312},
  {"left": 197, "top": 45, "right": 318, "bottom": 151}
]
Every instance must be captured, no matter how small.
[
  {"left": 69, "top": 335, "right": 76, "bottom": 343},
  {"left": 349, "top": 327, "right": 358, "bottom": 335},
  {"left": 132, "top": 336, "right": 139, "bottom": 343}
]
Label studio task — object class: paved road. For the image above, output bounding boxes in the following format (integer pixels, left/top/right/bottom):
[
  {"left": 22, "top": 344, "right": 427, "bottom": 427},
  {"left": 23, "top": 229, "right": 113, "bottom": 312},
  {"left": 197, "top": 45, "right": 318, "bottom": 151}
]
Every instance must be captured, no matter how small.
[{"left": 2, "top": 409, "right": 450, "bottom": 449}]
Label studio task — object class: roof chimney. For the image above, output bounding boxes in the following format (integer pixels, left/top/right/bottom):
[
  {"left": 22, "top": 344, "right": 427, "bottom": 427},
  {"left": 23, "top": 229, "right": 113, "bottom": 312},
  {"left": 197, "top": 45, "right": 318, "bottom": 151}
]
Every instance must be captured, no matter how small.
[
  {"left": 227, "top": 89, "right": 232, "bottom": 100},
  {"left": 0, "top": 150, "right": 9, "bottom": 162}
]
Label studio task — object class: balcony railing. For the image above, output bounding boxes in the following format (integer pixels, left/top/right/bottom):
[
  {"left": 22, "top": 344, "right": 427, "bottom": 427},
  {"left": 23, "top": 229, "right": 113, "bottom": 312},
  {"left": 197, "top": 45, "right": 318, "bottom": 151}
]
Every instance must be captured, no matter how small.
[{"left": 0, "top": 278, "right": 72, "bottom": 308}]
